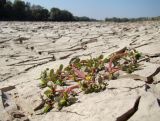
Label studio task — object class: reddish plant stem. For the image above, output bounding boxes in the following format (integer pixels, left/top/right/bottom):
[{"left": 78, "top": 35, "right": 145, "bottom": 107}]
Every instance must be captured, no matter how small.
[
  {"left": 110, "top": 68, "right": 120, "bottom": 73},
  {"left": 56, "top": 53, "right": 128, "bottom": 94},
  {"left": 72, "top": 65, "right": 86, "bottom": 79},
  {"left": 55, "top": 84, "right": 80, "bottom": 93},
  {"left": 108, "top": 52, "right": 128, "bottom": 73}
]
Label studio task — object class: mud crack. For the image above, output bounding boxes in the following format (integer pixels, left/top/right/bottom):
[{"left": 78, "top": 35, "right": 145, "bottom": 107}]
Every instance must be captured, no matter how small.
[{"left": 116, "top": 96, "right": 141, "bottom": 121}]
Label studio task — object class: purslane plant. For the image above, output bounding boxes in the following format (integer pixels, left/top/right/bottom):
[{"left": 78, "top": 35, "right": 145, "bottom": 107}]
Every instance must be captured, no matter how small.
[{"left": 38, "top": 48, "right": 142, "bottom": 113}]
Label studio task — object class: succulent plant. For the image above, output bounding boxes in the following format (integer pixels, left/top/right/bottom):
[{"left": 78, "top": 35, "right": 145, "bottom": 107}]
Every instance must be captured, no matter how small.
[{"left": 38, "top": 48, "right": 142, "bottom": 113}]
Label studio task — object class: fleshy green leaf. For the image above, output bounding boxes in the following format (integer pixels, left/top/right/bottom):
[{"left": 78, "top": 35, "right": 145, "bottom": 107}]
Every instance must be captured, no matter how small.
[
  {"left": 103, "top": 57, "right": 109, "bottom": 63},
  {"left": 44, "top": 89, "right": 53, "bottom": 98},
  {"left": 43, "top": 104, "right": 52, "bottom": 113},
  {"left": 49, "top": 69, "right": 57, "bottom": 81},
  {"left": 63, "top": 92, "right": 68, "bottom": 100},
  {"left": 135, "top": 52, "right": 142, "bottom": 60},
  {"left": 59, "top": 64, "right": 63, "bottom": 71},
  {"left": 55, "top": 80, "right": 65, "bottom": 86},
  {"left": 40, "top": 79, "right": 47, "bottom": 88},
  {"left": 59, "top": 98, "right": 67, "bottom": 107},
  {"left": 98, "top": 55, "right": 104, "bottom": 59}
]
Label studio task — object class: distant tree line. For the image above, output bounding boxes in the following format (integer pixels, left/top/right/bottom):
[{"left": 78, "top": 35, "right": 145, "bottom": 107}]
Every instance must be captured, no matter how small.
[
  {"left": 105, "top": 16, "right": 160, "bottom": 22},
  {"left": 0, "top": 0, "right": 97, "bottom": 21},
  {"left": 1, "top": 0, "right": 160, "bottom": 22}
]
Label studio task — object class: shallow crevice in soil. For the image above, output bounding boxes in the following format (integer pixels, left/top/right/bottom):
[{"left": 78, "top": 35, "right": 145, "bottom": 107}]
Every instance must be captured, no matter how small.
[{"left": 116, "top": 96, "right": 141, "bottom": 121}]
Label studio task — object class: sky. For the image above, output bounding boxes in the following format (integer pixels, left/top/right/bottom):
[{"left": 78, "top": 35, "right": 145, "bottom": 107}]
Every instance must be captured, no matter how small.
[{"left": 13, "top": 0, "right": 160, "bottom": 20}]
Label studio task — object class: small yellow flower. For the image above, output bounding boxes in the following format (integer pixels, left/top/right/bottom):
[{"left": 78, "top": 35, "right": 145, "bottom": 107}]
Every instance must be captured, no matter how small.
[{"left": 85, "top": 75, "right": 92, "bottom": 81}]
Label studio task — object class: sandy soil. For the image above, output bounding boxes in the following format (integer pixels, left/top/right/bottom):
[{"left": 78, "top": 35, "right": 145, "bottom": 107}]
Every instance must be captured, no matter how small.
[{"left": 0, "top": 21, "right": 160, "bottom": 121}]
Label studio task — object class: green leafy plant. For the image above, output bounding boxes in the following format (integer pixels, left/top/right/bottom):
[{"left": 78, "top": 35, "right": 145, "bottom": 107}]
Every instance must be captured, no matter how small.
[{"left": 37, "top": 48, "right": 142, "bottom": 113}]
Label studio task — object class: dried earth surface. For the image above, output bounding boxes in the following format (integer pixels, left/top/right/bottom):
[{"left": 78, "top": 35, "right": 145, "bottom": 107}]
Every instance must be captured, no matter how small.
[{"left": 0, "top": 21, "right": 160, "bottom": 121}]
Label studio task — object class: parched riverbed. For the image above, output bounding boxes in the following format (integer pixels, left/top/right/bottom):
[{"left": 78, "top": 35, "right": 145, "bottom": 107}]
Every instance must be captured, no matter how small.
[{"left": 0, "top": 22, "right": 160, "bottom": 121}]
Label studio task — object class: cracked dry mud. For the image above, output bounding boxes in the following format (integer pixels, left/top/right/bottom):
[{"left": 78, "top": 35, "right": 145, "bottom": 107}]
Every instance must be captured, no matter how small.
[{"left": 0, "top": 21, "right": 160, "bottom": 121}]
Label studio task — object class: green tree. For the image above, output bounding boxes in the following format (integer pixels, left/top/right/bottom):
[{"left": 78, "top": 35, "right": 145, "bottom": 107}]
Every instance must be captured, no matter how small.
[
  {"left": 25, "top": 2, "right": 32, "bottom": 20},
  {"left": 4, "top": 0, "right": 13, "bottom": 19},
  {"left": 0, "top": 0, "right": 97, "bottom": 21},
  {"left": 76, "top": 16, "right": 91, "bottom": 21},
  {"left": 0, "top": 0, "right": 6, "bottom": 19},
  {"left": 31, "top": 5, "right": 49, "bottom": 21},
  {"left": 49, "top": 8, "right": 74, "bottom": 21},
  {"left": 60, "top": 10, "right": 74, "bottom": 21},
  {"left": 13, "top": 0, "right": 26, "bottom": 20},
  {"left": 49, "top": 7, "right": 61, "bottom": 21}
]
